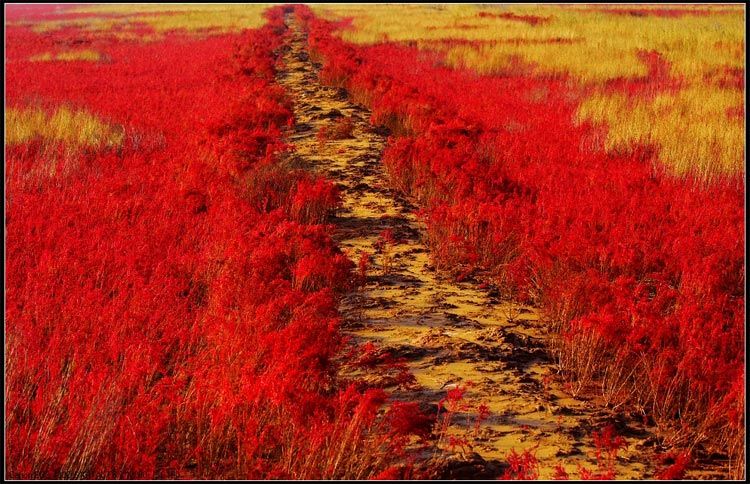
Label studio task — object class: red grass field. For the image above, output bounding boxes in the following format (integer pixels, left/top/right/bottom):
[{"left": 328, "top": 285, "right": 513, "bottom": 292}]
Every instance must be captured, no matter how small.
[{"left": 5, "top": 3, "right": 745, "bottom": 480}]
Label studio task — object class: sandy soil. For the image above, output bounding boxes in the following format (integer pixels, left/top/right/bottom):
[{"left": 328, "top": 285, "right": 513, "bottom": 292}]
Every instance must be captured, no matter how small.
[{"left": 275, "top": 16, "right": 664, "bottom": 479}]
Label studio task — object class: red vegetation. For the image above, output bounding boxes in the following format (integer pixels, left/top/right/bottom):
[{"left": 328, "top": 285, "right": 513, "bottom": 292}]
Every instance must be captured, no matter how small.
[
  {"left": 592, "top": 425, "right": 626, "bottom": 463},
  {"left": 297, "top": 4, "right": 745, "bottom": 473},
  {"left": 357, "top": 250, "right": 371, "bottom": 285},
  {"left": 601, "top": 50, "right": 684, "bottom": 99},
  {"left": 516, "top": 425, "right": 627, "bottom": 479},
  {"left": 477, "top": 11, "right": 551, "bottom": 26},
  {"left": 706, "top": 66, "right": 745, "bottom": 91},
  {"left": 5, "top": 6, "right": 424, "bottom": 479},
  {"left": 502, "top": 449, "right": 540, "bottom": 480},
  {"left": 655, "top": 451, "right": 692, "bottom": 480}
]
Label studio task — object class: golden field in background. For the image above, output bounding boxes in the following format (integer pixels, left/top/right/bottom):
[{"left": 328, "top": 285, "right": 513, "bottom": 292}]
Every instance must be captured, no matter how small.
[
  {"left": 313, "top": 4, "right": 745, "bottom": 182},
  {"left": 29, "top": 49, "right": 103, "bottom": 62},
  {"left": 14, "top": 4, "right": 270, "bottom": 37},
  {"left": 6, "top": 106, "right": 124, "bottom": 150}
]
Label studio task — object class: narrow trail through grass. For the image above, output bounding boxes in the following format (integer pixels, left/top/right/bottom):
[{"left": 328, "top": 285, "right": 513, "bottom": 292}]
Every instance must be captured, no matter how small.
[{"left": 276, "top": 13, "right": 658, "bottom": 479}]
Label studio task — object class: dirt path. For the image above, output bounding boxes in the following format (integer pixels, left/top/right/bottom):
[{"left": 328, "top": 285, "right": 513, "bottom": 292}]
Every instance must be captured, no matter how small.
[{"left": 276, "top": 15, "right": 656, "bottom": 480}]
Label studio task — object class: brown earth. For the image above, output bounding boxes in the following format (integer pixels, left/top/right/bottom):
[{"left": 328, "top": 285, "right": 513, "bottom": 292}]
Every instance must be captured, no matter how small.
[{"left": 276, "top": 15, "right": 667, "bottom": 480}]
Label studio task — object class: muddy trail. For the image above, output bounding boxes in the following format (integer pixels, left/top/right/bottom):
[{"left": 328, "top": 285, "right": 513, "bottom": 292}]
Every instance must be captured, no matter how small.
[{"left": 276, "top": 15, "right": 659, "bottom": 480}]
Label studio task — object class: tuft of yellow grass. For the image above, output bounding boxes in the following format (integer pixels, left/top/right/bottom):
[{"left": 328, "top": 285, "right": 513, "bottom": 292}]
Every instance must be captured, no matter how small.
[
  {"left": 313, "top": 4, "right": 746, "bottom": 181},
  {"left": 6, "top": 106, "right": 124, "bottom": 150},
  {"left": 6, "top": 106, "right": 125, "bottom": 184},
  {"left": 577, "top": 87, "right": 744, "bottom": 181},
  {"left": 24, "top": 4, "right": 270, "bottom": 37},
  {"left": 30, "top": 50, "right": 103, "bottom": 62}
]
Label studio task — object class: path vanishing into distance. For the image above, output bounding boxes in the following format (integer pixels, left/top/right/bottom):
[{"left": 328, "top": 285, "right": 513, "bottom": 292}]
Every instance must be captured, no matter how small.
[{"left": 276, "top": 14, "right": 664, "bottom": 480}]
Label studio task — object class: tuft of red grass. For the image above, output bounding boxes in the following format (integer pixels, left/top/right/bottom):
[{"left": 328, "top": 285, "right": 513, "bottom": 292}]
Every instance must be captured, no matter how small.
[
  {"left": 357, "top": 250, "right": 371, "bottom": 286},
  {"left": 655, "top": 451, "right": 692, "bottom": 480},
  {"left": 502, "top": 448, "right": 540, "bottom": 480}
]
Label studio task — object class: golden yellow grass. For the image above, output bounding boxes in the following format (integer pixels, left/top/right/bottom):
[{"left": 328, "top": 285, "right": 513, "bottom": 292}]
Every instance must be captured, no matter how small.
[
  {"left": 17, "top": 4, "right": 270, "bottom": 37},
  {"left": 30, "top": 50, "right": 103, "bottom": 62},
  {"left": 314, "top": 5, "right": 743, "bottom": 81},
  {"left": 313, "top": 4, "right": 745, "bottom": 182},
  {"left": 6, "top": 106, "right": 124, "bottom": 149},
  {"left": 577, "top": 87, "right": 744, "bottom": 181},
  {"left": 6, "top": 106, "right": 125, "bottom": 184}
]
